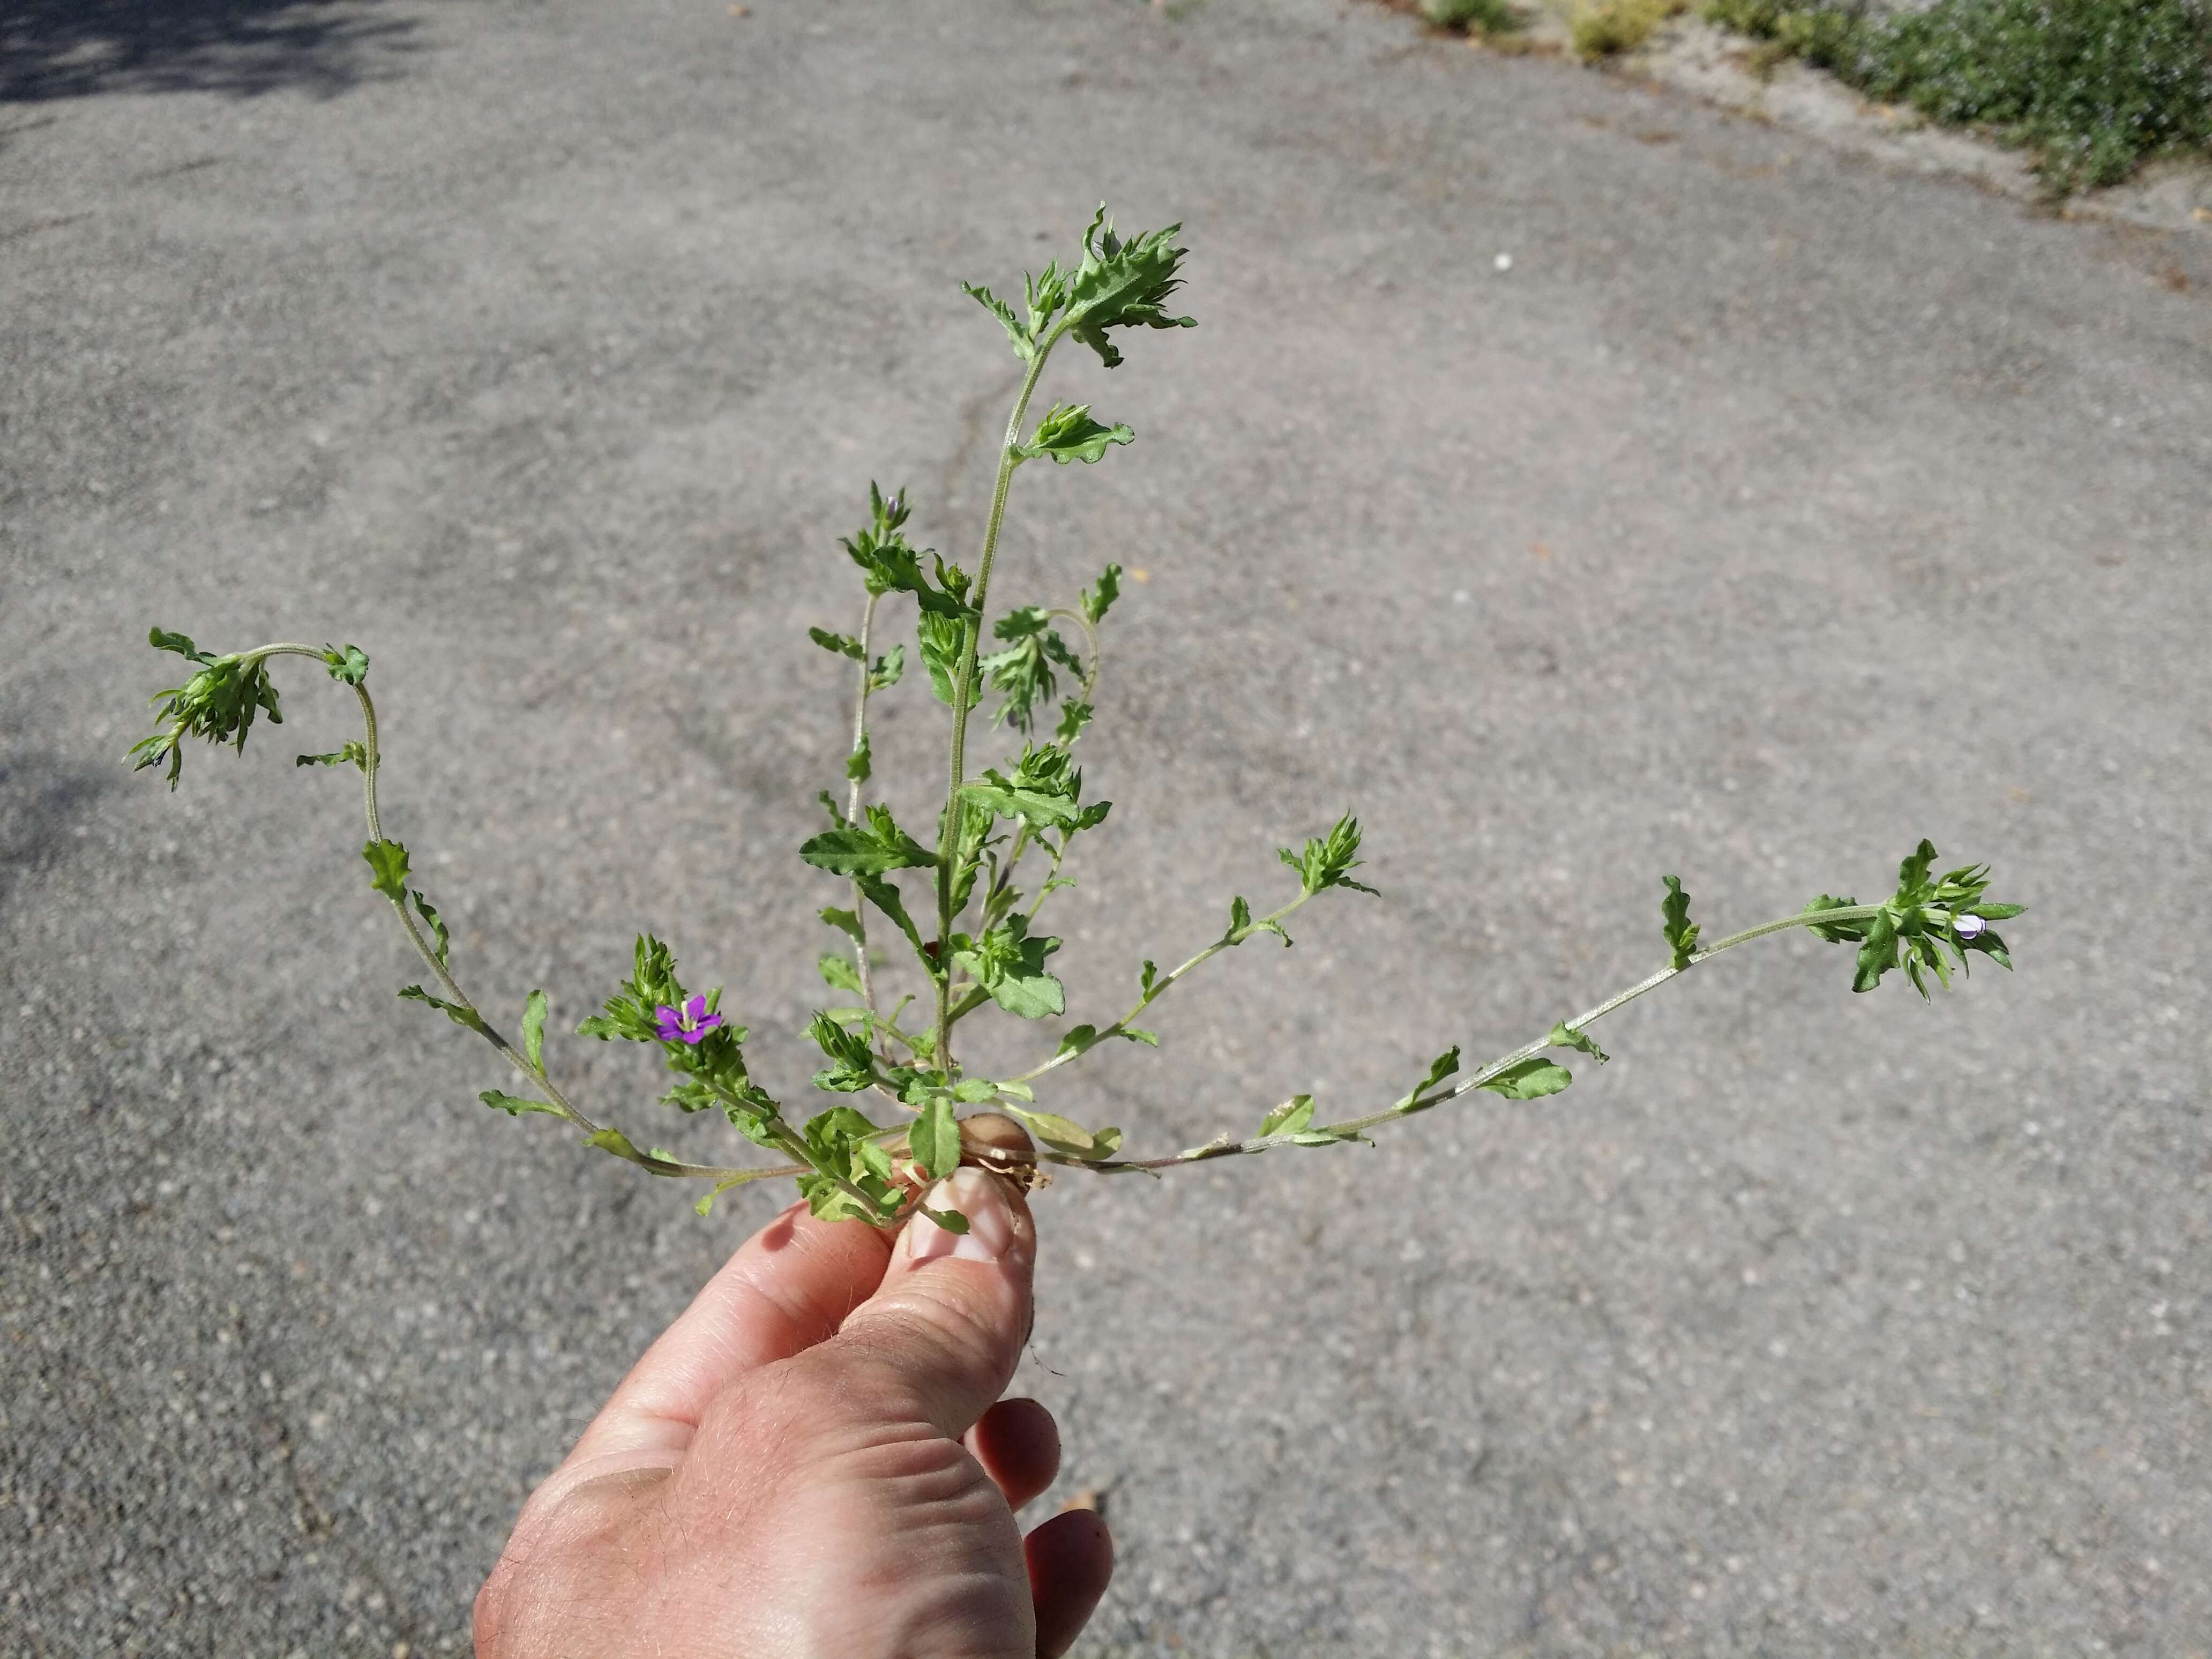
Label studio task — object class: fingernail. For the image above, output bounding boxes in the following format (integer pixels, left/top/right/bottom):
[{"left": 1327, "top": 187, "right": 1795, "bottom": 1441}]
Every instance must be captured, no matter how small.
[{"left": 906, "top": 1167, "right": 1012, "bottom": 1265}]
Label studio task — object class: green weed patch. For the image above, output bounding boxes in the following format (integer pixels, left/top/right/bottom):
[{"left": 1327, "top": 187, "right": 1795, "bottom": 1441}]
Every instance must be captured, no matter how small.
[{"left": 1703, "top": 0, "right": 2212, "bottom": 190}]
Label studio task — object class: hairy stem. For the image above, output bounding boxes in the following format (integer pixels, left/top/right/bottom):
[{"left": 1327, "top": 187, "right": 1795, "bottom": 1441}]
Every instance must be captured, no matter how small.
[
  {"left": 1049, "top": 901, "right": 1893, "bottom": 1172},
  {"left": 934, "top": 345, "right": 1055, "bottom": 1067},
  {"left": 245, "top": 647, "right": 799, "bottom": 1188},
  {"left": 846, "top": 592, "right": 885, "bottom": 1042}
]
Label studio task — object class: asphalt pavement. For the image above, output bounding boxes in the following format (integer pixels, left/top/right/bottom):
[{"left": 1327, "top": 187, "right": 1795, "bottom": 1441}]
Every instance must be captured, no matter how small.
[{"left": 3, "top": 0, "right": 2208, "bottom": 1654}]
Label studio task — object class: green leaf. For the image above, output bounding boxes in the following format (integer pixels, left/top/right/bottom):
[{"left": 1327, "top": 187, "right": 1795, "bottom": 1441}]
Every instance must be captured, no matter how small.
[
  {"left": 962, "top": 280, "right": 1034, "bottom": 360},
  {"left": 1661, "top": 875, "right": 1700, "bottom": 969},
  {"left": 149, "top": 626, "right": 207, "bottom": 661},
  {"left": 809, "top": 626, "right": 865, "bottom": 660},
  {"left": 362, "top": 838, "right": 410, "bottom": 902},
  {"left": 911, "top": 1096, "right": 961, "bottom": 1181},
  {"left": 984, "top": 970, "right": 1065, "bottom": 1019},
  {"left": 1277, "top": 814, "right": 1378, "bottom": 898},
  {"left": 695, "top": 1175, "right": 759, "bottom": 1218},
  {"left": 1394, "top": 1048, "right": 1461, "bottom": 1111},
  {"left": 1081, "top": 563, "right": 1123, "bottom": 626},
  {"left": 917, "top": 612, "right": 965, "bottom": 706},
  {"left": 480, "top": 1089, "right": 561, "bottom": 1118},
  {"left": 1260, "top": 1094, "right": 1314, "bottom": 1137},
  {"left": 130, "top": 633, "right": 285, "bottom": 789},
  {"left": 963, "top": 780, "right": 1081, "bottom": 830},
  {"left": 807, "top": 1011, "right": 878, "bottom": 1093},
  {"left": 1225, "top": 894, "right": 1292, "bottom": 947},
  {"left": 1807, "top": 842, "right": 2023, "bottom": 997},
  {"left": 1897, "top": 838, "right": 1937, "bottom": 900},
  {"left": 1546, "top": 1021, "right": 1609, "bottom": 1064},
  {"left": 321, "top": 644, "right": 370, "bottom": 685},
  {"left": 522, "top": 989, "right": 549, "bottom": 1073},
  {"left": 820, "top": 906, "right": 864, "bottom": 946},
  {"left": 409, "top": 890, "right": 450, "bottom": 968},
  {"left": 963, "top": 743, "right": 1093, "bottom": 830},
  {"left": 839, "top": 484, "right": 964, "bottom": 617},
  {"left": 1059, "top": 206, "right": 1196, "bottom": 370},
  {"left": 1138, "top": 959, "right": 1161, "bottom": 1002},
  {"left": 855, "top": 872, "right": 929, "bottom": 962},
  {"left": 951, "top": 915, "right": 1066, "bottom": 1019},
  {"left": 1008, "top": 1107, "right": 1097, "bottom": 1156},
  {"left": 799, "top": 1107, "right": 901, "bottom": 1217},
  {"left": 719, "top": 1086, "right": 783, "bottom": 1145},
  {"left": 818, "top": 953, "right": 865, "bottom": 995},
  {"left": 1055, "top": 699, "right": 1093, "bottom": 745},
  {"left": 1291, "top": 1126, "right": 1372, "bottom": 1148},
  {"left": 295, "top": 740, "right": 368, "bottom": 771},
  {"left": 846, "top": 730, "right": 872, "bottom": 784},
  {"left": 1477, "top": 1057, "right": 1573, "bottom": 1100},
  {"left": 1852, "top": 911, "right": 1901, "bottom": 994},
  {"left": 1017, "top": 402, "right": 1135, "bottom": 465},
  {"left": 1801, "top": 893, "right": 1867, "bottom": 943},
  {"left": 933, "top": 555, "right": 973, "bottom": 607},
  {"left": 1056, "top": 1023, "right": 1098, "bottom": 1059},
  {"left": 800, "top": 806, "right": 937, "bottom": 876},
  {"left": 1122, "top": 1027, "right": 1159, "bottom": 1047},
  {"left": 917, "top": 1205, "right": 972, "bottom": 1235},
  {"left": 869, "top": 645, "right": 906, "bottom": 691},
  {"left": 399, "top": 983, "right": 488, "bottom": 1037},
  {"left": 1960, "top": 926, "right": 2014, "bottom": 972},
  {"left": 585, "top": 1126, "right": 681, "bottom": 1171}
]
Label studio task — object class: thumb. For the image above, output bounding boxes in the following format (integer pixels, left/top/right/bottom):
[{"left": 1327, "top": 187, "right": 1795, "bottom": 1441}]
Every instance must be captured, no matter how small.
[{"left": 809, "top": 1165, "right": 1036, "bottom": 1438}]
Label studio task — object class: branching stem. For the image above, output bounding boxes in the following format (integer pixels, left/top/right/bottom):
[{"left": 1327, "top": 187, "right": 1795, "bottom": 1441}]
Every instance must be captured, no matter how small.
[
  {"left": 239, "top": 647, "right": 813, "bottom": 1191},
  {"left": 1000, "top": 889, "right": 1316, "bottom": 1088},
  {"left": 1040, "top": 902, "right": 1894, "bottom": 1173},
  {"left": 933, "top": 339, "right": 1057, "bottom": 1068}
]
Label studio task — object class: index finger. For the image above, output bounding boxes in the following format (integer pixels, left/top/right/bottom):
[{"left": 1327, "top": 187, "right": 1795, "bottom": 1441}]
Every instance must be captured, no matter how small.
[{"left": 564, "top": 1200, "right": 895, "bottom": 1468}]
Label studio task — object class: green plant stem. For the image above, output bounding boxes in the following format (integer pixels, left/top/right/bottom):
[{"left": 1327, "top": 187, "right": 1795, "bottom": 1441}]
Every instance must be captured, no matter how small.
[
  {"left": 933, "top": 342, "right": 1056, "bottom": 1068},
  {"left": 1000, "top": 889, "right": 1316, "bottom": 1088},
  {"left": 1020, "top": 841, "right": 1068, "bottom": 926},
  {"left": 244, "top": 646, "right": 797, "bottom": 1189},
  {"left": 845, "top": 592, "right": 885, "bottom": 1042},
  {"left": 944, "top": 984, "right": 996, "bottom": 1027},
  {"left": 765, "top": 1120, "right": 895, "bottom": 1223},
  {"left": 1045, "top": 901, "right": 1892, "bottom": 1173}
]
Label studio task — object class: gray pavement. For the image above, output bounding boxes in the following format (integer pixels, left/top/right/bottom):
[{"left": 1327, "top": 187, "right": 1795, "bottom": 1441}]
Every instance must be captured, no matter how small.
[{"left": 3, "top": 1, "right": 2209, "bottom": 1654}]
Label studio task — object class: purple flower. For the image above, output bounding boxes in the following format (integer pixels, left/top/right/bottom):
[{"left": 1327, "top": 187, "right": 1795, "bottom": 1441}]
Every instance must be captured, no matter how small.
[
  {"left": 1954, "top": 914, "right": 1986, "bottom": 941},
  {"left": 654, "top": 993, "right": 723, "bottom": 1045}
]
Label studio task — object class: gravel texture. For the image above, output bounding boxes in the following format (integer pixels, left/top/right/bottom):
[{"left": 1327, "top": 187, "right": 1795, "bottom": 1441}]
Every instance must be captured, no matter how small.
[{"left": 2, "top": 1, "right": 2207, "bottom": 1654}]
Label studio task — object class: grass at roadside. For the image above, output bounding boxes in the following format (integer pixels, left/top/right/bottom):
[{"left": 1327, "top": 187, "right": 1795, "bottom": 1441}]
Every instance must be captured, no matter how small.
[
  {"left": 1420, "top": 0, "right": 1527, "bottom": 32},
  {"left": 1571, "top": 0, "right": 1687, "bottom": 56},
  {"left": 1418, "top": 0, "right": 1693, "bottom": 55},
  {"left": 1702, "top": 0, "right": 2212, "bottom": 190}
]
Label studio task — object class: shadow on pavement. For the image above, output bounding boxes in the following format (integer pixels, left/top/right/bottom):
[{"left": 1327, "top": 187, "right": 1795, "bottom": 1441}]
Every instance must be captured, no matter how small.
[
  {"left": 0, "top": 748, "right": 110, "bottom": 916},
  {"left": 1, "top": 0, "right": 419, "bottom": 104}
]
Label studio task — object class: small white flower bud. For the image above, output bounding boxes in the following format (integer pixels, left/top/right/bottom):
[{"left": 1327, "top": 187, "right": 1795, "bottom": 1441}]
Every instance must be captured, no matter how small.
[{"left": 1954, "top": 914, "right": 1986, "bottom": 940}]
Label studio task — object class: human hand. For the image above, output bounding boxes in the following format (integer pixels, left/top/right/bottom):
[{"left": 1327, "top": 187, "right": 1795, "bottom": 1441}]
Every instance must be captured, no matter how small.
[{"left": 473, "top": 1166, "right": 1112, "bottom": 1657}]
